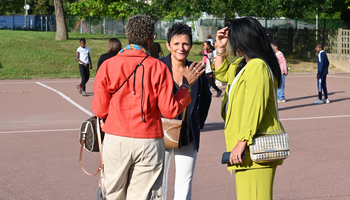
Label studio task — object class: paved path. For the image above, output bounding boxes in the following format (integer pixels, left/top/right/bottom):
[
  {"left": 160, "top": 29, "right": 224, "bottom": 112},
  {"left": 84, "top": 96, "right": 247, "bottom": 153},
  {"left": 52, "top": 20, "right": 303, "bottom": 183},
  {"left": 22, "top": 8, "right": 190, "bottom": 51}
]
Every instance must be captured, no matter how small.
[{"left": 1, "top": 73, "right": 350, "bottom": 200}]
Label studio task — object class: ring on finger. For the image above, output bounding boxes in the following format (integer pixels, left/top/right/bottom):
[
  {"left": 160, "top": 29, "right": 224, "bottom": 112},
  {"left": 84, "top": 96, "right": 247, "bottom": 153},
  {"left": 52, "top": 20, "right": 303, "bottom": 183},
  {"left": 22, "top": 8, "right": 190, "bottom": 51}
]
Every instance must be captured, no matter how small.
[
  {"left": 195, "top": 70, "right": 199, "bottom": 73},
  {"left": 193, "top": 67, "right": 197, "bottom": 71}
]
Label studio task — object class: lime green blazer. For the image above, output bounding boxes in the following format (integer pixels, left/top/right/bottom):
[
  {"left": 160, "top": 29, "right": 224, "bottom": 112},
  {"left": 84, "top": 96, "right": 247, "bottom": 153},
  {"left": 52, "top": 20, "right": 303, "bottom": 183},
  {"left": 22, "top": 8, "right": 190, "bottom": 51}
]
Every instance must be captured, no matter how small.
[{"left": 213, "top": 58, "right": 284, "bottom": 171}]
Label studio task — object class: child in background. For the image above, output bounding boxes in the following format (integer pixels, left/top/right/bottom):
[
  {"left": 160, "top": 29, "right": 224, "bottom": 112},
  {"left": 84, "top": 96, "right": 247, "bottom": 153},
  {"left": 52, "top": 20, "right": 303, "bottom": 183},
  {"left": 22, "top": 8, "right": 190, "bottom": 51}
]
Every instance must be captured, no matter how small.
[
  {"left": 201, "top": 41, "right": 210, "bottom": 68},
  {"left": 313, "top": 43, "right": 330, "bottom": 104},
  {"left": 206, "top": 34, "right": 214, "bottom": 46},
  {"left": 206, "top": 44, "right": 222, "bottom": 97},
  {"left": 76, "top": 38, "right": 92, "bottom": 96},
  {"left": 212, "top": 40, "right": 222, "bottom": 86},
  {"left": 272, "top": 39, "right": 288, "bottom": 102},
  {"left": 149, "top": 42, "right": 164, "bottom": 59}
]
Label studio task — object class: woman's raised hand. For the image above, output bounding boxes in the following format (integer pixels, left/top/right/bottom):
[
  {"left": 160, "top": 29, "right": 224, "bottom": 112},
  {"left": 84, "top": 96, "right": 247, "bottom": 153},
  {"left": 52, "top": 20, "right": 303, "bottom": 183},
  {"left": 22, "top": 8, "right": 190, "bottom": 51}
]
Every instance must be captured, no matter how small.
[
  {"left": 183, "top": 61, "right": 205, "bottom": 86},
  {"left": 216, "top": 27, "right": 229, "bottom": 50}
]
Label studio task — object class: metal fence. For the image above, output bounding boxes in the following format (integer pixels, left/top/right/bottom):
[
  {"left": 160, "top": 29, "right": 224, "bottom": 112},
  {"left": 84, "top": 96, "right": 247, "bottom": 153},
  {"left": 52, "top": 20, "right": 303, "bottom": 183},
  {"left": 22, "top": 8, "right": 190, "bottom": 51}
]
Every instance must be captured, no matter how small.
[
  {"left": 66, "top": 16, "right": 189, "bottom": 40},
  {"left": 266, "top": 27, "right": 349, "bottom": 54},
  {"left": 0, "top": 15, "right": 56, "bottom": 31},
  {"left": 257, "top": 19, "right": 343, "bottom": 30},
  {"left": 0, "top": 15, "right": 346, "bottom": 51}
]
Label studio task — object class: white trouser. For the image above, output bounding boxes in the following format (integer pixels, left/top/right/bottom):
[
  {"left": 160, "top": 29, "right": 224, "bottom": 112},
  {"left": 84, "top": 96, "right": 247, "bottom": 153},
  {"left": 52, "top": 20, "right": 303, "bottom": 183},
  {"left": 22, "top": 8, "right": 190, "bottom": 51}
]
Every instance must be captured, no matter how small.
[{"left": 162, "top": 142, "right": 198, "bottom": 200}]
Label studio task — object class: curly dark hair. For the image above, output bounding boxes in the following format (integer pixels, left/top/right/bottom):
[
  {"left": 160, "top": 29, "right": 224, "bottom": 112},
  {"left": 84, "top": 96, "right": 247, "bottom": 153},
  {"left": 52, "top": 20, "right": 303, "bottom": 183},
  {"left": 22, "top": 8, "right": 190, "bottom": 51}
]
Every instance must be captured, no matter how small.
[{"left": 126, "top": 15, "right": 155, "bottom": 47}]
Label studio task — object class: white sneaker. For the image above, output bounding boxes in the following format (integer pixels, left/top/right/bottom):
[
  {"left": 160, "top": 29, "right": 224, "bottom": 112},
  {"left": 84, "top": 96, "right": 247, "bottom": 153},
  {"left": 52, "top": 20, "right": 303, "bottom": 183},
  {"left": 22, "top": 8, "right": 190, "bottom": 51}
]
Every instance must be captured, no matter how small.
[
  {"left": 313, "top": 99, "right": 325, "bottom": 104},
  {"left": 324, "top": 99, "right": 330, "bottom": 104},
  {"left": 278, "top": 99, "right": 286, "bottom": 103}
]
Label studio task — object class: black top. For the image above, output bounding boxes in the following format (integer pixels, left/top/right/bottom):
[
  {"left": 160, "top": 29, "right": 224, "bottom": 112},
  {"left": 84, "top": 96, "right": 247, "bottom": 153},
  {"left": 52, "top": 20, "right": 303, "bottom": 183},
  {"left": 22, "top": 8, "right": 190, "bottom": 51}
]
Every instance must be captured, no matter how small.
[
  {"left": 159, "top": 53, "right": 212, "bottom": 151},
  {"left": 97, "top": 52, "right": 118, "bottom": 72}
]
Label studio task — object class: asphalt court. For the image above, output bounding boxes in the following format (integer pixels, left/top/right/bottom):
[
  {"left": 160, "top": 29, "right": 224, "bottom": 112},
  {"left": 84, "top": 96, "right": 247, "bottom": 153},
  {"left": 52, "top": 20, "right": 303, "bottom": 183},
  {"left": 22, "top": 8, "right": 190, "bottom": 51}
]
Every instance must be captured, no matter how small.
[{"left": 1, "top": 72, "right": 350, "bottom": 200}]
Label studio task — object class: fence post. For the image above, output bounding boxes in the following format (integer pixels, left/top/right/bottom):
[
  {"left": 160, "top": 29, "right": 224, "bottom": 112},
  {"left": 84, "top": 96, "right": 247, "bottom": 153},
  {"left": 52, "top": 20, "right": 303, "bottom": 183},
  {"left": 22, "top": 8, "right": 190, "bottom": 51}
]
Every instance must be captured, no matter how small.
[
  {"left": 288, "top": 27, "right": 293, "bottom": 52},
  {"left": 89, "top": 16, "right": 91, "bottom": 33},
  {"left": 122, "top": 18, "right": 125, "bottom": 35},
  {"left": 159, "top": 18, "right": 161, "bottom": 39},
  {"left": 338, "top": 28, "right": 343, "bottom": 54},
  {"left": 45, "top": 15, "right": 48, "bottom": 31},
  {"left": 303, "top": 28, "right": 308, "bottom": 49},
  {"left": 100, "top": 18, "right": 102, "bottom": 34}
]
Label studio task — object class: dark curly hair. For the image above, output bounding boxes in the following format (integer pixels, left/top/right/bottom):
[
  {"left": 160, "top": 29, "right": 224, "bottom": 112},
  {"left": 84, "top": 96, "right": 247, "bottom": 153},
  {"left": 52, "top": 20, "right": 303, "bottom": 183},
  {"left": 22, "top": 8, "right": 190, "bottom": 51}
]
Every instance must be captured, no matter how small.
[{"left": 126, "top": 15, "right": 155, "bottom": 47}]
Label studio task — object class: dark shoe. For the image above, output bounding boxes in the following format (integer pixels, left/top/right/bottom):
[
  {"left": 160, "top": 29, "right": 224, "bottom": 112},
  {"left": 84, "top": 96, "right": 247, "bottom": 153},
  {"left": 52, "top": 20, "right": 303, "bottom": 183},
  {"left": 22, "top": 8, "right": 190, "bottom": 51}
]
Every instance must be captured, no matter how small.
[
  {"left": 76, "top": 85, "right": 82, "bottom": 94},
  {"left": 216, "top": 90, "right": 222, "bottom": 97},
  {"left": 82, "top": 91, "right": 87, "bottom": 96}
]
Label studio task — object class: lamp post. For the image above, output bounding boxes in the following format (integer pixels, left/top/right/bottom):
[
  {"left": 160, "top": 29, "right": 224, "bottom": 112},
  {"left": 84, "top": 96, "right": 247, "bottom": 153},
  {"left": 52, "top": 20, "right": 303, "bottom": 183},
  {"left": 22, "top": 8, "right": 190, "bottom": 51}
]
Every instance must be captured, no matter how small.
[{"left": 24, "top": 0, "right": 30, "bottom": 29}]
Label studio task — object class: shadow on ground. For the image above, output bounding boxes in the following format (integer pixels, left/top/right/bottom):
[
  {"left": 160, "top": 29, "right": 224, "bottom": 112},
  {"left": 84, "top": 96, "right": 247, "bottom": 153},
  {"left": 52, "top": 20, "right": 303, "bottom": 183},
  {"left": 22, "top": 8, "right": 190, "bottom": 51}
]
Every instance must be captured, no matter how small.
[
  {"left": 280, "top": 97, "right": 350, "bottom": 111},
  {"left": 285, "top": 91, "right": 344, "bottom": 102}
]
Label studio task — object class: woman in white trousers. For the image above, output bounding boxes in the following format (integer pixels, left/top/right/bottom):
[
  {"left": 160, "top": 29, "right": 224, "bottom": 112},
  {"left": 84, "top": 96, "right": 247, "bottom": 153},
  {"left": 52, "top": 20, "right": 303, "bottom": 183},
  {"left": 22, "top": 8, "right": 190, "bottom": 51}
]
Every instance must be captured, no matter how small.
[{"left": 159, "top": 23, "right": 212, "bottom": 200}]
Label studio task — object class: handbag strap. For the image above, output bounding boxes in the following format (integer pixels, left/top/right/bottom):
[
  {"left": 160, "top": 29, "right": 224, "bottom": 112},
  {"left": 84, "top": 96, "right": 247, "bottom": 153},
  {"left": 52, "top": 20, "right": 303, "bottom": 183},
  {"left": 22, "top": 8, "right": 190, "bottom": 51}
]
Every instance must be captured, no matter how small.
[
  {"left": 181, "top": 107, "right": 186, "bottom": 121},
  {"left": 78, "top": 117, "right": 105, "bottom": 199},
  {"left": 110, "top": 55, "right": 149, "bottom": 95},
  {"left": 266, "top": 64, "right": 283, "bottom": 133}
]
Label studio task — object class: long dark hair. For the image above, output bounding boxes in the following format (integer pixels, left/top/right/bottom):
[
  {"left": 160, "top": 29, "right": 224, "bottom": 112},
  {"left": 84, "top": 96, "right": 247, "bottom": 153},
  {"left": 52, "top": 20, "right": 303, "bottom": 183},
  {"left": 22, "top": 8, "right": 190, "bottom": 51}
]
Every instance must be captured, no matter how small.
[
  {"left": 228, "top": 17, "right": 281, "bottom": 87},
  {"left": 149, "top": 42, "right": 164, "bottom": 58}
]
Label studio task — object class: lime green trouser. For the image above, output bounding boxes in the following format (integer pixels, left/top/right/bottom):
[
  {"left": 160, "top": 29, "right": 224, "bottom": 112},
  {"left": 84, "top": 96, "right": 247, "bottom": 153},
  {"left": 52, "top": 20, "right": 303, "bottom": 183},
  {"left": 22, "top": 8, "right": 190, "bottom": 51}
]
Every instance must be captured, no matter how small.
[{"left": 235, "top": 166, "right": 277, "bottom": 200}]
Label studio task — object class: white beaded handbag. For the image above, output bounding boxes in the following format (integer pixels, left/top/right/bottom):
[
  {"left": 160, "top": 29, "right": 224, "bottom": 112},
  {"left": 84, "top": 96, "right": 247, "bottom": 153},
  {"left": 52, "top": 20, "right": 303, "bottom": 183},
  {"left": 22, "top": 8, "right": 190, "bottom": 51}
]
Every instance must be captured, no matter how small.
[{"left": 249, "top": 65, "right": 290, "bottom": 163}]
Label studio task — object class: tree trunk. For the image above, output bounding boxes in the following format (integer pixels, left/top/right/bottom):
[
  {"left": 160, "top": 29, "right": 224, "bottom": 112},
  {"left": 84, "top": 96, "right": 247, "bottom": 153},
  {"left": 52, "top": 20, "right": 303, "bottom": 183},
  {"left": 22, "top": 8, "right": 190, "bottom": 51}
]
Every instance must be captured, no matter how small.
[{"left": 54, "top": 0, "right": 68, "bottom": 40}]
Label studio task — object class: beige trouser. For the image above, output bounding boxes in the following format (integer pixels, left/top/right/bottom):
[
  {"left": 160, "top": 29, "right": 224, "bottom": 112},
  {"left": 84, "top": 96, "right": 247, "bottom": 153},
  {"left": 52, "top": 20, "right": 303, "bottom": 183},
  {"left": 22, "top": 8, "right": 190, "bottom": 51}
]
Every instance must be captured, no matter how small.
[{"left": 101, "top": 134, "right": 165, "bottom": 200}]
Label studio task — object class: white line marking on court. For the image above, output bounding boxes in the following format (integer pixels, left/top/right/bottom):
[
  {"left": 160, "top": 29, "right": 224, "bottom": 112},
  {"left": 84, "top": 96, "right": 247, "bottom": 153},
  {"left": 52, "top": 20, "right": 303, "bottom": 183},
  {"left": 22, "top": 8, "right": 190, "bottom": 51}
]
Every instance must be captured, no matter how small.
[
  {"left": 3, "top": 114, "right": 350, "bottom": 134},
  {"left": 36, "top": 82, "right": 92, "bottom": 116},
  {"left": 288, "top": 75, "right": 314, "bottom": 78},
  {"left": 280, "top": 114, "right": 350, "bottom": 121},
  {"left": 0, "top": 79, "right": 95, "bottom": 84},
  {"left": 205, "top": 114, "right": 350, "bottom": 124},
  {"left": 328, "top": 75, "right": 350, "bottom": 79},
  {"left": 288, "top": 75, "right": 350, "bottom": 79},
  {"left": 0, "top": 129, "right": 79, "bottom": 134}
]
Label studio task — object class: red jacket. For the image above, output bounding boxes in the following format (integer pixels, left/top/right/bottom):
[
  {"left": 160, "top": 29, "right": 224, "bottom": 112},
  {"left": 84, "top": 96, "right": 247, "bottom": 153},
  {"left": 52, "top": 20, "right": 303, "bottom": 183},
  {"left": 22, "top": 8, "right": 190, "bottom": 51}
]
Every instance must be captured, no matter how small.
[{"left": 92, "top": 49, "right": 191, "bottom": 138}]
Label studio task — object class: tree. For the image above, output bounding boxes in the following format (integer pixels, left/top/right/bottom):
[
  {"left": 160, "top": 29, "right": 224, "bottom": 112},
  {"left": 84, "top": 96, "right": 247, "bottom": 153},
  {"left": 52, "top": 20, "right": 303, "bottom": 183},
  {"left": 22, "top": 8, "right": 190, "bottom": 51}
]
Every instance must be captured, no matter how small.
[
  {"left": 0, "top": 0, "right": 24, "bottom": 15},
  {"left": 67, "top": 0, "right": 138, "bottom": 19},
  {"left": 54, "top": 0, "right": 68, "bottom": 40},
  {"left": 29, "top": 0, "right": 55, "bottom": 15}
]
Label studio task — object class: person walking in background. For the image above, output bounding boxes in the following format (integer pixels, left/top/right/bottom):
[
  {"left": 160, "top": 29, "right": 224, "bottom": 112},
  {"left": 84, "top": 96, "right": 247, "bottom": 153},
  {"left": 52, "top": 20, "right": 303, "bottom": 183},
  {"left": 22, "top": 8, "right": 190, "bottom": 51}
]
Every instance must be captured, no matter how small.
[
  {"left": 149, "top": 42, "right": 164, "bottom": 58},
  {"left": 313, "top": 43, "right": 330, "bottom": 104},
  {"left": 213, "top": 17, "right": 285, "bottom": 200},
  {"left": 96, "top": 38, "right": 122, "bottom": 72},
  {"left": 92, "top": 15, "right": 204, "bottom": 200},
  {"left": 272, "top": 39, "right": 288, "bottom": 102},
  {"left": 160, "top": 23, "right": 212, "bottom": 200},
  {"left": 76, "top": 38, "right": 92, "bottom": 96},
  {"left": 201, "top": 41, "right": 209, "bottom": 67},
  {"left": 206, "top": 44, "right": 222, "bottom": 97},
  {"left": 206, "top": 34, "right": 214, "bottom": 46}
]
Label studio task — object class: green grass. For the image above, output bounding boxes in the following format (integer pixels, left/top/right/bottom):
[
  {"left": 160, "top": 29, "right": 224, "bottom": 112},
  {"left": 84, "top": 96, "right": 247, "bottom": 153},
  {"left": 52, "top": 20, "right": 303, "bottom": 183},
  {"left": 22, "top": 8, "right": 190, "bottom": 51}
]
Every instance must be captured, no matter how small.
[{"left": 0, "top": 30, "right": 237, "bottom": 80}]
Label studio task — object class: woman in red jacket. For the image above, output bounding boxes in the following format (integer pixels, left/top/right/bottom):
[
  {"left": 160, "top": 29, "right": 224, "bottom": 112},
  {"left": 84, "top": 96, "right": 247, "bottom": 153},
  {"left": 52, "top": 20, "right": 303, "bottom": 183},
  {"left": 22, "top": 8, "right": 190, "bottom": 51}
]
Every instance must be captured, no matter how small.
[{"left": 92, "top": 15, "right": 204, "bottom": 200}]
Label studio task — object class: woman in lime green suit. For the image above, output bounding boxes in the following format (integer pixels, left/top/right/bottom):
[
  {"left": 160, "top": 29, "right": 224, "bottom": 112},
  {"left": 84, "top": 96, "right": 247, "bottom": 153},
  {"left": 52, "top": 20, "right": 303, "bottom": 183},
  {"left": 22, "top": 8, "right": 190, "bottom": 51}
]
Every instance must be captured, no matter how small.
[{"left": 213, "top": 17, "right": 285, "bottom": 200}]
